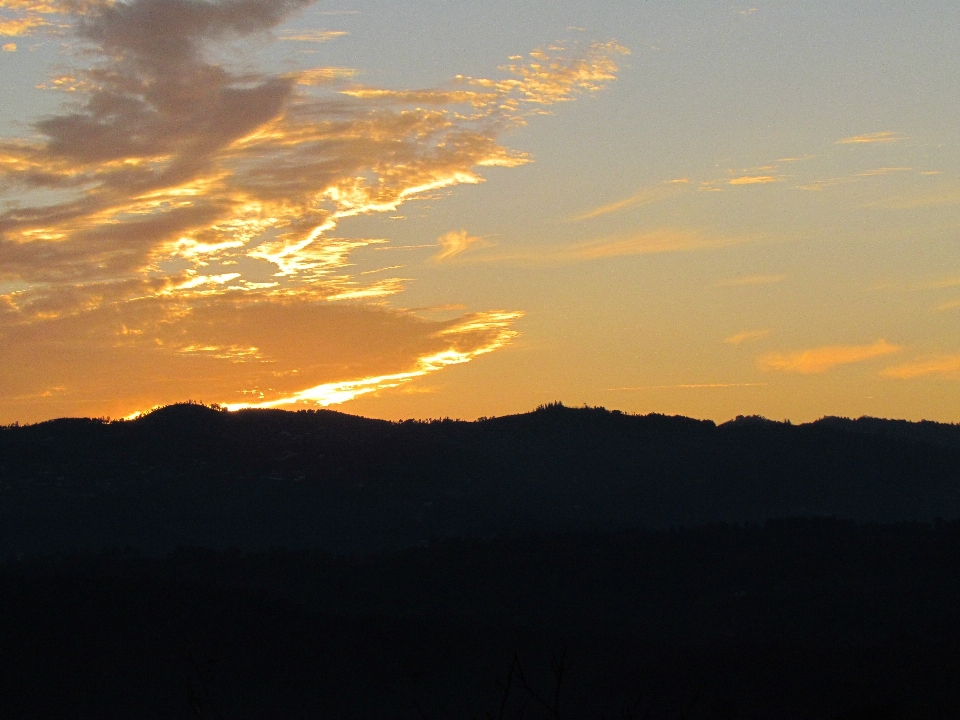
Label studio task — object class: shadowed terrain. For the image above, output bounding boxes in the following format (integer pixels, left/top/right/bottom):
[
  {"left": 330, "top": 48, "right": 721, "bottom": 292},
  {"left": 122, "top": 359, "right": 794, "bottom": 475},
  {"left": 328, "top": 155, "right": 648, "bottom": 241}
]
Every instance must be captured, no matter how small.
[
  {"left": 2, "top": 402, "right": 960, "bottom": 556},
  {"left": 2, "top": 403, "right": 960, "bottom": 718}
]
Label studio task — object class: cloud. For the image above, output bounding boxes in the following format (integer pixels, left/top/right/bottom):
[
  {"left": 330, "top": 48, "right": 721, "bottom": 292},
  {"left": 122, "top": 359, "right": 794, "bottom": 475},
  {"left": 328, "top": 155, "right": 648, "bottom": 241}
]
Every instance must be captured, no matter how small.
[
  {"left": 837, "top": 132, "right": 904, "bottom": 145},
  {"left": 881, "top": 354, "right": 960, "bottom": 380},
  {"left": 861, "top": 189, "right": 960, "bottom": 210},
  {"left": 566, "top": 229, "right": 749, "bottom": 260},
  {"left": 724, "top": 329, "right": 771, "bottom": 345},
  {"left": 613, "top": 382, "right": 765, "bottom": 390},
  {"left": 294, "top": 66, "right": 357, "bottom": 84},
  {"left": 758, "top": 339, "right": 900, "bottom": 374},
  {"left": 0, "top": 15, "right": 51, "bottom": 35},
  {"left": 434, "top": 229, "right": 487, "bottom": 262},
  {"left": 570, "top": 183, "right": 686, "bottom": 221},
  {"left": 857, "top": 167, "right": 912, "bottom": 177},
  {"left": 2, "top": 41, "right": 14, "bottom": 50},
  {"left": 714, "top": 274, "right": 786, "bottom": 288},
  {"left": 454, "top": 229, "right": 753, "bottom": 265},
  {"left": 223, "top": 310, "right": 522, "bottom": 410},
  {"left": 278, "top": 29, "right": 347, "bottom": 42},
  {"left": 0, "top": 0, "right": 626, "bottom": 420},
  {"left": 797, "top": 167, "right": 914, "bottom": 192},
  {"left": 728, "top": 175, "right": 780, "bottom": 185},
  {"left": 0, "top": 289, "right": 524, "bottom": 420}
]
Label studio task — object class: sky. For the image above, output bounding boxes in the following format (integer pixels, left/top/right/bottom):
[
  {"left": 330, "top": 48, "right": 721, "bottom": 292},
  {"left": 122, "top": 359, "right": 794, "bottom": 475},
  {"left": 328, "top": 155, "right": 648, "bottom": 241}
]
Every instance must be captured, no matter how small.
[{"left": 1, "top": 0, "right": 959, "bottom": 424}]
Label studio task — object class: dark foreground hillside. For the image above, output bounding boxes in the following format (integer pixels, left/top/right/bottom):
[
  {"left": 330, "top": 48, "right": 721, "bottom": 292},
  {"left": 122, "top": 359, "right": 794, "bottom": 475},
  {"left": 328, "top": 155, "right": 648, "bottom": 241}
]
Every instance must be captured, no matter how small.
[
  {"left": 3, "top": 520, "right": 960, "bottom": 719},
  {"left": 2, "top": 402, "right": 960, "bottom": 556},
  {"left": 4, "top": 406, "right": 960, "bottom": 718}
]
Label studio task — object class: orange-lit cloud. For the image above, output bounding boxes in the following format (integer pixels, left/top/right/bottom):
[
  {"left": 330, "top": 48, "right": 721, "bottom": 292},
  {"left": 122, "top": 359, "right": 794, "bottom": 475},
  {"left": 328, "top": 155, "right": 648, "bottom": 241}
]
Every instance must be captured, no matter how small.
[
  {"left": 614, "top": 382, "right": 765, "bottom": 390},
  {"left": 278, "top": 29, "right": 347, "bottom": 42},
  {"left": 758, "top": 339, "right": 900, "bottom": 374},
  {"left": 861, "top": 189, "right": 960, "bottom": 209},
  {"left": 452, "top": 228, "right": 753, "bottom": 266},
  {"left": 222, "top": 310, "right": 522, "bottom": 410},
  {"left": 0, "top": 15, "right": 50, "bottom": 35},
  {"left": 294, "top": 66, "right": 357, "bottom": 84},
  {"left": 434, "top": 229, "right": 488, "bottom": 262},
  {"left": 881, "top": 354, "right": 960, "bottom": 380},
  {"left": 728, "top": 175, "right": 779, "bottom": 185},
  {"left": 1, "top": 41, "right": 14, "bottom": 50},
  {"left": 837, "top": 131, "right": 904, "bottom": 144},
  {"left": 0, "top": 0, "right": 625, "bottom": 421},
  {"left": 567, "top": 229, "right": 750, "bottom": 260},
  {"left": 0, "top": 291, "right": 524, "bottom": 421},
  {"left": 724, "top": 329, "right": 771, "bottom": 345},
  {"left": 570, "top": 183, "right": 686, "bottom": 221}
]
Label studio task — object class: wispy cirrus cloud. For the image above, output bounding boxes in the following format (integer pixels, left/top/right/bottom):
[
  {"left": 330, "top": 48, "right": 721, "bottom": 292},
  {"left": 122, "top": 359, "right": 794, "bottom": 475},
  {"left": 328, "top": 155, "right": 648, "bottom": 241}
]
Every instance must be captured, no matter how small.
[
  {"left": 567, "top": 229, "right": 750, "bottom": 260},
  {"left": 223, "top": 310, "right": 522, "bottom": 410},
  {"left": 613, "top": 382, "right": 765, "bottom": 390},
  {"left": 881, "top": 354, "right": 960, "bottom": 380},
  {"left": 569, "top": 182, "right": 686, "bottom": 221},
  {"left": 758, "top": 339, "right": 900, "bottom": 374},
  {"left": 434, "top": 229, "right": 488, "bottom": 262},
  {"left": 724, "top": 329, "right": 771, "bottom": 345},
  {"left": 0, "top": 0, "right": 626, "bottom": 421},
  {"left": 277, "top": 29, "right": 347, "bottom": 42},
  {"left": 450, "top": 228, "right": 753, "bottom": 265},
  {"left": 837, "top": 131, "right": 904, "bottom": 145},
  {"left": 860, "top": 188, "right": 960, "bottom": 209},
  {"left": 728, "top": 175, "right": 780, "bottom": 185},
  {"left": 1, "top": 291, "right": 524, "bottom": 420}
]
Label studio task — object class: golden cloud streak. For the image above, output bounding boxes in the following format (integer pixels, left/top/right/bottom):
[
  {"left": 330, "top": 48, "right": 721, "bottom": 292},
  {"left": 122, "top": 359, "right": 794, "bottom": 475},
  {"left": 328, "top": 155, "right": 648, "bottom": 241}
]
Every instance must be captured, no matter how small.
[
  {"left": 450, "top": 229, "right": 753, "bottom": 266},
  {"left": 294, "top": 67, "right": 357, "bottom": 85},
  {"left": 223, "top": 310, "right": 522, "bottom": 410},
  {"left": 860, "top": 189, "right": 960, "bottom": 210},
  {"left": 758, "top": 339, "right": 900, "bottom": 374},
  {"left": 0, "top": 1, "right": 67, "bottom": 12},
  {"left": 278, "top": 29, "right": 347, "bottom": 42},
  {"left": 0, "top": 15, "right": 50, "bottom": 35},
  {"left": 728, "top": 175, "right": 780, "bottom": 185},
  {"left": 881, "top": 354, "right": 960, "bottom": 380},
  {"left": 614, "top": 383, "right": 765, "bottom": 390},
  {"left": 568, "top": 229, "right": 749, "bottom": 260},
  {"left": 724, "top": 329, "right": 771, "bottom": 345},
  {"left": 837, "top": 131, "right": 904, "bottom": 145},
  {"left": 434, "top": 229, "right": 487, "bottom": 262},
  {"left": 570, "top": 183, "right": 685, "bottom": 221}
]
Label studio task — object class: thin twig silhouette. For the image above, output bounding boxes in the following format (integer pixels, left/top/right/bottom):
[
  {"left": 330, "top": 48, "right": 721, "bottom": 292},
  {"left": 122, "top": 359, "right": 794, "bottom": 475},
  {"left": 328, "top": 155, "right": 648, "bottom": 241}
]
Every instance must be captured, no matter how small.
[{"left": 512, "top": 647, "right": 568, "bottom": 720}]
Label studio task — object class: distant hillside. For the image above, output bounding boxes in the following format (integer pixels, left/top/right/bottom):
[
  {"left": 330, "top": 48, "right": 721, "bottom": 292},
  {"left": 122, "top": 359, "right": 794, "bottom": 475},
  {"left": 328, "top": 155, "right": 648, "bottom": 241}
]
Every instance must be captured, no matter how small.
[{"left": 1, "top": 403, "right": 959, "bottom": 556}]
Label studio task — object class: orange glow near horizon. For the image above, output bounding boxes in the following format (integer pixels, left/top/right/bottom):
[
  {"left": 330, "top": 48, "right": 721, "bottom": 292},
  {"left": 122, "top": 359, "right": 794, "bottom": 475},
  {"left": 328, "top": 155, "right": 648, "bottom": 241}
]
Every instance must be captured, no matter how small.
[{"left": 3, "top": 1, "right": 960, "bottom": 424}]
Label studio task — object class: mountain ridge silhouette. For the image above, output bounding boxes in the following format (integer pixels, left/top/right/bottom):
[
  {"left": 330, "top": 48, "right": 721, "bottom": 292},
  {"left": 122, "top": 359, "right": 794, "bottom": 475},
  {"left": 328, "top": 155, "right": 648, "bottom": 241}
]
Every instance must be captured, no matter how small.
[{"left": 2, "top": 402, "right": 959, "bottom": 557}]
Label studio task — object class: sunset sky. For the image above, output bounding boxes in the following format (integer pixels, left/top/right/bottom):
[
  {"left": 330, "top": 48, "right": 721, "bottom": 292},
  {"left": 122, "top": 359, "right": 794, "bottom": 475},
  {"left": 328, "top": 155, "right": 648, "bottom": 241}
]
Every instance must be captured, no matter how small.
[{"left": 2, "top": 0, "right": 960, "bottom": 424}]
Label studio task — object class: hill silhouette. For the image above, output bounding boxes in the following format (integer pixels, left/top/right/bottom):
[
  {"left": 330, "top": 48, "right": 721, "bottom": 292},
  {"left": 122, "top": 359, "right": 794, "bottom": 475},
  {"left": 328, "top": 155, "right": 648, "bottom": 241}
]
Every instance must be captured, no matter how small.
[
  {"left": 1, "top": 402, "right": 959, "bottom": 556},
  {"left": 4, "top": 403, "right": 960, "bottom": 717}
]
